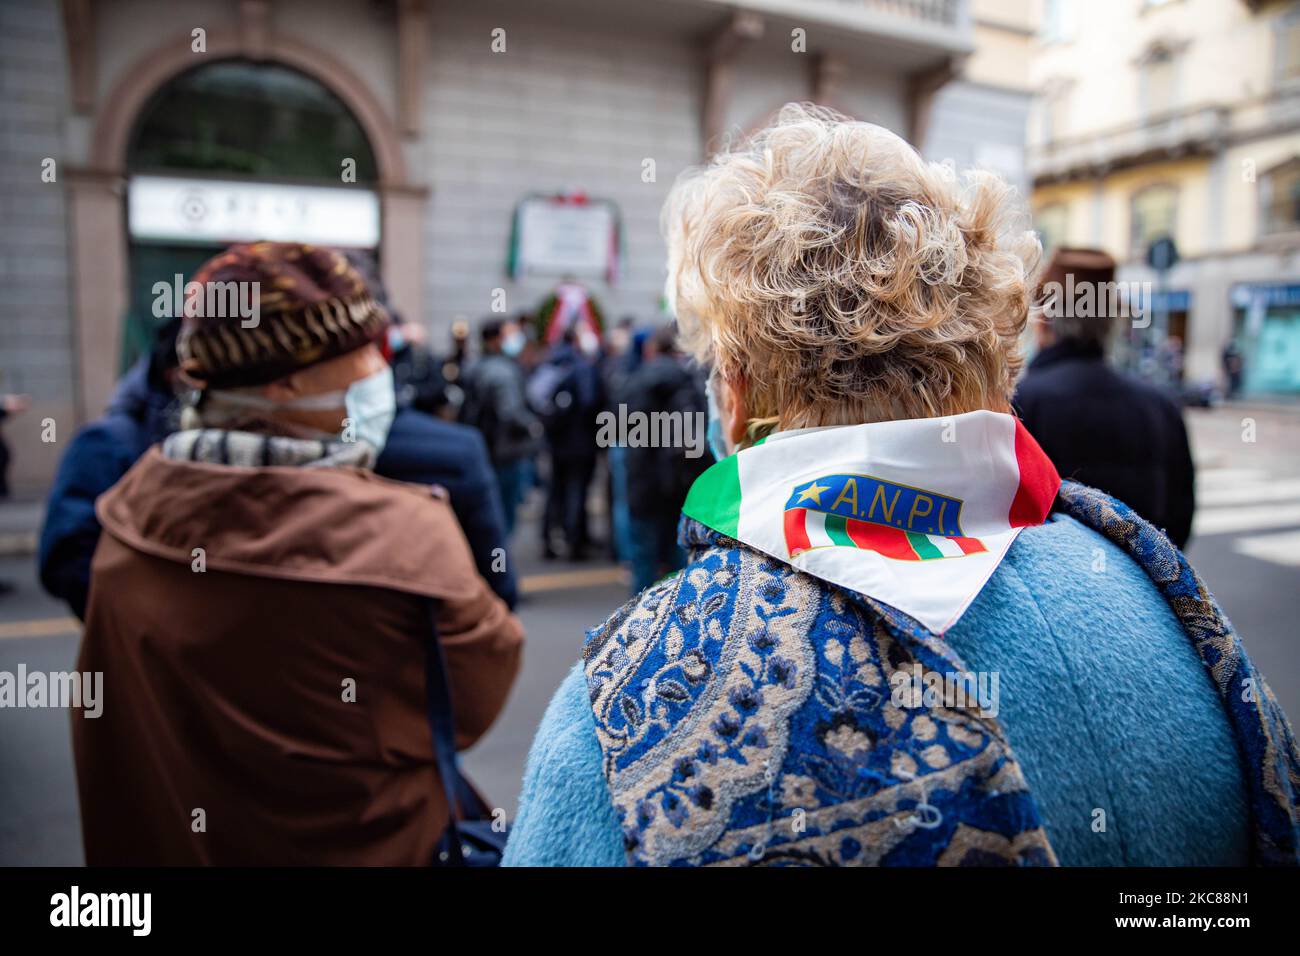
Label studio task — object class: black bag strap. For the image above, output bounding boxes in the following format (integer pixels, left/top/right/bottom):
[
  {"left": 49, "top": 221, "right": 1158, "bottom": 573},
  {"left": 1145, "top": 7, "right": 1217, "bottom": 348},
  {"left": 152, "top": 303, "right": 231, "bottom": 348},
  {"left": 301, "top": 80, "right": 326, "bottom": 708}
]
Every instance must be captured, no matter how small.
[{"left": 423, "top": 600, "right": 472, "bottom": 866}]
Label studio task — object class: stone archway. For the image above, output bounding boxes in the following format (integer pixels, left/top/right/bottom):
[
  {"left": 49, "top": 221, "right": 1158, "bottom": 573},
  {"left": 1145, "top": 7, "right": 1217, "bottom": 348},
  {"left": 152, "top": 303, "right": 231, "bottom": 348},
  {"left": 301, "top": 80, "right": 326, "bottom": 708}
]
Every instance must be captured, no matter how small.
[{"left": 66, "top": 28, "right": 424, "bottom": 420}]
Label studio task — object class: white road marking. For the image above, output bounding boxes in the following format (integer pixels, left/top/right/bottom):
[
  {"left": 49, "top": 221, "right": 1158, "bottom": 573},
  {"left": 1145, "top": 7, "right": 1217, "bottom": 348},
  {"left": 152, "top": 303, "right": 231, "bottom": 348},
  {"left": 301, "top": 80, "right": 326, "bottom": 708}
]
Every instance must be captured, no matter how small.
[
  {"left": 1196, "top": 468, "right": 1271, "bottom": 487},
  {"left": 1198, "top": 478, "right": 1300, "bottom": 507},
  {"left": 1194, "top": 503, "right": 1300, "bottom": 536},
  {"left": 1232, "top": 529, "right": 1300, "bottom": 567},
  {"left": 1192, "top": 465, "right": 1300, "bottom": 539}
]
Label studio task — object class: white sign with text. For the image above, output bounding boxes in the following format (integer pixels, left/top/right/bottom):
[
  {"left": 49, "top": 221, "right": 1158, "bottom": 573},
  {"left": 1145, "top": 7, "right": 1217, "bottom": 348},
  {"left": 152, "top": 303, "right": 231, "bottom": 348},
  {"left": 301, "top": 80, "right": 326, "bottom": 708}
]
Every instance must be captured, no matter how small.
[{"left": 128, "top": 175, "right": 380, "bottom": 247}]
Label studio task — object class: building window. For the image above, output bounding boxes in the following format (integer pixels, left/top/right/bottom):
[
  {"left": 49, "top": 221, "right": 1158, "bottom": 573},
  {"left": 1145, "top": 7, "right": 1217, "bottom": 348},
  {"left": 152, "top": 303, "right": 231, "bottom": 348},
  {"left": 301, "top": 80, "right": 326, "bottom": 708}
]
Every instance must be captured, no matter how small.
[
  {"left": 1139, "top": 46, "right": 1179, "bottom": 119},
  {"left": 1130, "top": 184, "right": 1178, "bottom": 259},
  {"left": 122, "top": 60, "right": 381, "bottom": 373},
  {"left": 1260, "top": 158, "right": 1300, "bottom": 237},
  {"left": 1042, "top": 0, "right": 1073, "bottom": 42},
  {"left": 1040, "top": 83, "right": 1072, "bottom": 144},
  {"left": 128, "top": 60, "right": 378, "bottom": 183},
  {"left": 1276, "top": 6, "right": 1300, "bottom": 85},
  {"left": 1035, "top": 204, "right": 1069, "bottom": 253}
]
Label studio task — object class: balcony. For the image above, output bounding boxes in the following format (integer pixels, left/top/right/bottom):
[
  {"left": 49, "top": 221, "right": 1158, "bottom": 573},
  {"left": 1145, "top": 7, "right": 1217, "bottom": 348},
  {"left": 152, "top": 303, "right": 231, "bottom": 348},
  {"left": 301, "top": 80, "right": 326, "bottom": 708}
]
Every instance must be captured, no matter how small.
[
  {"left": 695, "top": 0, "right": 973, "bottom": 65},
  {"left": 745, "top": 0, "right": 970, "bottom": 31},
  {"left": 1029, "top": 104, "right": 1231, "bottom": 184}
]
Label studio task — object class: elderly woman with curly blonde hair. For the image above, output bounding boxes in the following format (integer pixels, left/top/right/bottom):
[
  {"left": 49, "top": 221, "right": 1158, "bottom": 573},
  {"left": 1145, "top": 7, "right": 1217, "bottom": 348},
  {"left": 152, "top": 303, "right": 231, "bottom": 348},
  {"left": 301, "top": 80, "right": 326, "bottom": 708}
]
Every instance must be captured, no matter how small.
[{"left": 503, "top": 105, "right": 1299, "bottom": 867}]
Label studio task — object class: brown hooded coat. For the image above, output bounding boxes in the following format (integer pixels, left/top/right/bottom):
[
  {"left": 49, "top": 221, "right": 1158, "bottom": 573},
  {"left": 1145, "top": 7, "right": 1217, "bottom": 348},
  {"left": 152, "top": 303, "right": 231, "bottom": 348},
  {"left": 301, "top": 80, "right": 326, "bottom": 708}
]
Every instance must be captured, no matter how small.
[{"left": 73, "top": 447, "right": 523, "bottom": 865}]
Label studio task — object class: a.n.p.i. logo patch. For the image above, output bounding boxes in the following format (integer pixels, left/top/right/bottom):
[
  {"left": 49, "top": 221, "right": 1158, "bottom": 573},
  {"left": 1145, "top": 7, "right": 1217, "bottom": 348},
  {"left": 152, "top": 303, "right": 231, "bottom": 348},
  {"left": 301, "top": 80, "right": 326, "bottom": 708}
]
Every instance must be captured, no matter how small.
[{"left": 783, "top": 474, "right": 987, "bottom": 561}]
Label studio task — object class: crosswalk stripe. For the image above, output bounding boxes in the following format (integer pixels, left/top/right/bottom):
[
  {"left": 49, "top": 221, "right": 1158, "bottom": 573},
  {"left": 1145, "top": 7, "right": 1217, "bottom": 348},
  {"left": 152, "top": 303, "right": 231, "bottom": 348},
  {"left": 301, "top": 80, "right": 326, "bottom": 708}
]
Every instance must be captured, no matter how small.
[
  {"left": 1232, "top": 529, "right": 1300, "bottom": 567},
  {"left": 1196, "top": 468, "right": 1271, "bottom": 487},
  {"left": 1193, "top": 464, "right": 1300, "bottom": 543},
  {"left": 1198, "top": 478, "right": 1300, "bottom": 507},
  {"left": 1194, "top": 502, "right": 1300, "bottom": 536}
]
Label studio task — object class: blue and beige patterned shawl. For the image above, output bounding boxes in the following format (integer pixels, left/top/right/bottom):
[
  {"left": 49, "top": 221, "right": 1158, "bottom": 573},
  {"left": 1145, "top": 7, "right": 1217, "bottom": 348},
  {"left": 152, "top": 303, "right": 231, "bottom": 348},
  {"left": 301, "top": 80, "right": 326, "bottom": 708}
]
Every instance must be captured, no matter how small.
[{"left": 582, "top": 481, "right": 1300, "bottom": 866}]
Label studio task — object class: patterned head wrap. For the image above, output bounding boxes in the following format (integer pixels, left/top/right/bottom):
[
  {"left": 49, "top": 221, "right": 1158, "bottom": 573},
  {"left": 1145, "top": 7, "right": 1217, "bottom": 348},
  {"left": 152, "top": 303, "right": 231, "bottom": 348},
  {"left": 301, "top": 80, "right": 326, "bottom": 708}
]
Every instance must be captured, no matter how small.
[{"left": 177, "top": 241, "right": 389, "bottom": 389}]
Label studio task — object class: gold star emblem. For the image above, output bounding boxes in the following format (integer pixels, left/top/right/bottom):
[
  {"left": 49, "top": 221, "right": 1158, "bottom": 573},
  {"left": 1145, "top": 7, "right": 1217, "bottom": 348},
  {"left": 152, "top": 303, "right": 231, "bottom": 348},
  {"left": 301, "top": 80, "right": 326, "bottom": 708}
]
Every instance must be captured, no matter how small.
[{"left": 797, "top": 480, "right": 831, "bottom": 506}]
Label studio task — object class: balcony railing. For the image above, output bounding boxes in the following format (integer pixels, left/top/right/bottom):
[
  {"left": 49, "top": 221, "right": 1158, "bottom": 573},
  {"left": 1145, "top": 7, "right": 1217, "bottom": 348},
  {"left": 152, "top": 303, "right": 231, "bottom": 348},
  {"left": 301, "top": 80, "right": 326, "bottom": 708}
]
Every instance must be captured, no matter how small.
[
  {"left": 717, "top": 0, "right": 972, "bottom": 53},
  {"left": 1029, "top": 105, "right": 1230, "bottom": 183},
  {"left": 835, "top": 0, "right": 965, "bottom": 26}
]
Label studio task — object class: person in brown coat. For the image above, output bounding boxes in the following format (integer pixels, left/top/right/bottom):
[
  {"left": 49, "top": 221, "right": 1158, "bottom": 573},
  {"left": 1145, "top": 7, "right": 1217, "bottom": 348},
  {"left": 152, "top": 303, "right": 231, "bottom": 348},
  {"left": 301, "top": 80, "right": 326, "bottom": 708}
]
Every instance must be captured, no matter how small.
[{"left": 73, "top": 242, "right": 524, "bottom": 865}]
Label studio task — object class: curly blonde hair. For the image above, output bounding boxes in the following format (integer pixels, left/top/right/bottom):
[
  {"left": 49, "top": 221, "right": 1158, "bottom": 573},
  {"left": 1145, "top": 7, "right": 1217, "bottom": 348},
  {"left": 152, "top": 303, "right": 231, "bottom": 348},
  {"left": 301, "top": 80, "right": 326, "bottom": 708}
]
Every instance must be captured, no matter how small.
[{"left": 664, "top": 103, "right": 1039, "bottom": 438}]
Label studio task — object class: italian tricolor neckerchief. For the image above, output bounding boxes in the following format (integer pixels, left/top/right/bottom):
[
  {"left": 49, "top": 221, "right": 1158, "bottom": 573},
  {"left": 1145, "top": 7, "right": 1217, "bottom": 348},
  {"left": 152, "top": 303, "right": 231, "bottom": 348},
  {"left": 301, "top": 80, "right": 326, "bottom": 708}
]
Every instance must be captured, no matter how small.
[{"left": 682, "top": 410, "right": 1061, "bottom": 634}]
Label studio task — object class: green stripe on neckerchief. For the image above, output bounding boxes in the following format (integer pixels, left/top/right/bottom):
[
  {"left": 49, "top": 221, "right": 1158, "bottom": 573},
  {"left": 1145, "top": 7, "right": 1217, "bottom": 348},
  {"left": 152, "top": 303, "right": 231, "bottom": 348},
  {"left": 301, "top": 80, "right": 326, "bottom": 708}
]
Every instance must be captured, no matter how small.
[
  {"left": 906, "top": 532, "right": 943, "bottom": 560},
  {"left": 823, "top": 512, "right": 854, "bottom": 547},
  {"left": 682, "top": 452, "right": 741, "bottom": 539}
]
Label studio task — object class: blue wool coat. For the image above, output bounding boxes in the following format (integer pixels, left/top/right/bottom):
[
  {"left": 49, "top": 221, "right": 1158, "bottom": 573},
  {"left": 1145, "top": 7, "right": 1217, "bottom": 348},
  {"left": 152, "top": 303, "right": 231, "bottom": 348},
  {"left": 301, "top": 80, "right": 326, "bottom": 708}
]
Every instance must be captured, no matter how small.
[{"left": 503, "top": 512, "right": 1251, "bottom": 866}]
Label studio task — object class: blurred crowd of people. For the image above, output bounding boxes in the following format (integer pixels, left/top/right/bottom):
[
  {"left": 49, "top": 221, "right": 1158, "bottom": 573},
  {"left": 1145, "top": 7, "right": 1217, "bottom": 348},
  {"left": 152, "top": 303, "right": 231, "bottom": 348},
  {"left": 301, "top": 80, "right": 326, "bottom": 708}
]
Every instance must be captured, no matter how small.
[{"left": 405, "top": 298, "right": 710, "bottom": 592}]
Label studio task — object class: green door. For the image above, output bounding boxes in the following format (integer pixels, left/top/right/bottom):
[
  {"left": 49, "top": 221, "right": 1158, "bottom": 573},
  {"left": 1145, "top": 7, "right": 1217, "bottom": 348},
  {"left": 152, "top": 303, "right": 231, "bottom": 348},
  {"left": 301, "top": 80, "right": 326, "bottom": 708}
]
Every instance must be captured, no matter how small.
[
  {"left": 1243, "top": 309, "right": 1300, "bottom": 395},
  {"left": 122, "top": 242, "right": 223, "bottom": 374}
]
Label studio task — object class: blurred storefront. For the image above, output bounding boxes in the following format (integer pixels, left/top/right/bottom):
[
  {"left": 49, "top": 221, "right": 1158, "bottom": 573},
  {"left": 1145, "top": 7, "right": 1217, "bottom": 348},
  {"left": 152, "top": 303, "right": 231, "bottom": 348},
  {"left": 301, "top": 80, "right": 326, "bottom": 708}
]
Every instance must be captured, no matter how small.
[
  {"left": 122, "top": 60, "right": 383, "bottom": 364},
  {"left": 1, "top": 0, "right": 1034, "bottom": 490},
  {"left": 1028, "top": 0, "right": 1300, "bottom": 398},
  {"left": 1231, "top": 281, "right": 1300, "bottom": 394}
]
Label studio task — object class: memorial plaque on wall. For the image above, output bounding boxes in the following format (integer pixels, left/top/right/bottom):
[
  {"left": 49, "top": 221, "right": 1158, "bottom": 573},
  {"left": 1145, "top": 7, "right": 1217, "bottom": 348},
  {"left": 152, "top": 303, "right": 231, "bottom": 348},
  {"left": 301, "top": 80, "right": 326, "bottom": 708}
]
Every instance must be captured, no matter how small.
[{"left": 509, "top": 193, "right": 621, "bottom": 282}]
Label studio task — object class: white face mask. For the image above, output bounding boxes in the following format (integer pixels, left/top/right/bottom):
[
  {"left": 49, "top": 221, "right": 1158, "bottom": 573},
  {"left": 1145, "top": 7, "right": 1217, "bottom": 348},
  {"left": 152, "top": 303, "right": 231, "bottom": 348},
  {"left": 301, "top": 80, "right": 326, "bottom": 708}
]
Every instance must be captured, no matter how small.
[
  {"left": 502, "top": 330, "right": 526, "bottom": 357},
  {"left": 207, "top": 366, "right": 396, "bottom": 454},
  {"left": 705, "top": 372, "right": 731, "bottom": 462},
  {"left": 338, "top": 365, "right": 396, "bottom": 453}
]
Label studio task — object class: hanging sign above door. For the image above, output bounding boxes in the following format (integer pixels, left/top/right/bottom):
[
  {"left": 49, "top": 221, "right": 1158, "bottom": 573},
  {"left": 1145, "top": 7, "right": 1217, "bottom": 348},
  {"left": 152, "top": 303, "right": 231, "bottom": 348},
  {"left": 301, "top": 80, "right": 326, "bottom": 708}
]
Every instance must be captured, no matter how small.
[{"left": 128, "top": 175, "right": 381, "bottom": 248}]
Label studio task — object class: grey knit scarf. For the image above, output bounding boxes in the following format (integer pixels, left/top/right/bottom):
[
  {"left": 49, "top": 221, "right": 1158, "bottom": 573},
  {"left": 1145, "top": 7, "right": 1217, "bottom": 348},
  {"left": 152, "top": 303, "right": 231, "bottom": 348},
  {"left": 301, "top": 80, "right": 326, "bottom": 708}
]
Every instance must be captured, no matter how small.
[{"left": 161, "top": 428, "right": 376, "bottom": 470}]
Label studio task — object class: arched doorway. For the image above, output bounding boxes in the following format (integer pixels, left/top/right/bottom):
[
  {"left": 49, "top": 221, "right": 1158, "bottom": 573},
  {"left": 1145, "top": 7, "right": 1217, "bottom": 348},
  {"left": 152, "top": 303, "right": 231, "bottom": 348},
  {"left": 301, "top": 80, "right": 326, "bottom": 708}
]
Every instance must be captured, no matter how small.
[
  {"left": 67, "top": 30, "right": 423, "bottom": 422},
  {"left": 121, "top": 59, "right": 381, "bottom": 369}
]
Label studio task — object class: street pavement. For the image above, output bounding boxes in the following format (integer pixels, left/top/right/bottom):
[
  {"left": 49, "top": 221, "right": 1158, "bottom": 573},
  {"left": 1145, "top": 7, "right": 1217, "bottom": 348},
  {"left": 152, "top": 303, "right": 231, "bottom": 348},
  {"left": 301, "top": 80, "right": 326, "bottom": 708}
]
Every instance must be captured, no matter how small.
[
  {"left": 1182, "top": 404, "right": 1300, "bottom": 724},
  {"left": 0, "top": 402, "right": 1297, "bottom": 865}
]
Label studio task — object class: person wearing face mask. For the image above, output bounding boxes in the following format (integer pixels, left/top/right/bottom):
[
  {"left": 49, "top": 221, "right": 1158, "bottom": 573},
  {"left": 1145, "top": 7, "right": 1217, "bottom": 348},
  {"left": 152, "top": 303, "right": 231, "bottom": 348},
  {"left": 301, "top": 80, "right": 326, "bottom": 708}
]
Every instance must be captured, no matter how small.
[
  {"left": 459, "top": 317, "right": 542, "bottom": 537},
  {"left": 503, "top": 106, "right": 1298, "bottom": 867},
  {"left": 73, "top": 242, "right": 524, "bottom": 865}
]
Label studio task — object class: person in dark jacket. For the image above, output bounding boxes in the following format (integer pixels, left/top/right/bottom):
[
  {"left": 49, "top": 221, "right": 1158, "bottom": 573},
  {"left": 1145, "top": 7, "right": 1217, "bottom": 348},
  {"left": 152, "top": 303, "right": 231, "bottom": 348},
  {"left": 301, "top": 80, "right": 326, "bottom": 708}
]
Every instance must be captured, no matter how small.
[
  {"left": 621, "top": 324, "right": 710, "bottom": 592},
  {"left": 0, "top": 393, "right": 30, "bottom": 500},
  {"left": 1014, "top": 247, "right": 1195, "bottom": 548},
  {"left": 601, "top": 322, "right": 648, "bottom": 564},
  {"left": 460, "top": 318, "right": 541, "bottom": 537},
  {"left": 40, "top": 310, "right": 518, "bottom": 618},
  {"left": 378, "top": 406, "right": 518, "bottom": 607},
  {"left": 38, "top": 319, "right": 181, "bottom": 618},
  {"left": 1222, "top": 340, "right": 1245, "bottom": 399},
  {"left": 528, "top": 330, "right": 606, "bottom": 560}
]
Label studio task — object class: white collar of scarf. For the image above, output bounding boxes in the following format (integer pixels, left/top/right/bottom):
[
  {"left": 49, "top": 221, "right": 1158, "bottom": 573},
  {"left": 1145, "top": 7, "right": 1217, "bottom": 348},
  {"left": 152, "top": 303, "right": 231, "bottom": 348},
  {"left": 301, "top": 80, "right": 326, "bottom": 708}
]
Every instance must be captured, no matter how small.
[{"left": 682, "top": 410, "right": 1060, "bottom": 634}]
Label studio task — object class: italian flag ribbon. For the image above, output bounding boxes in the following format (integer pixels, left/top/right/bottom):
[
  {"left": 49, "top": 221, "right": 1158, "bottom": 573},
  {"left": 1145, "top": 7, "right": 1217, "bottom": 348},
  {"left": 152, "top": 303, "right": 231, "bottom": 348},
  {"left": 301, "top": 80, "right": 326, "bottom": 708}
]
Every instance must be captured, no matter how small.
[{"left": 683, "top": 410, "right": 1061, "bottom": 633}]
